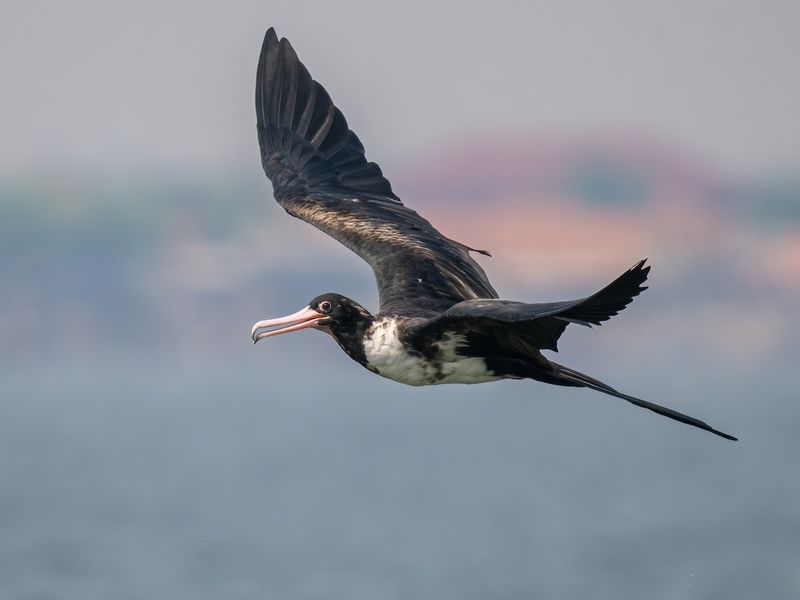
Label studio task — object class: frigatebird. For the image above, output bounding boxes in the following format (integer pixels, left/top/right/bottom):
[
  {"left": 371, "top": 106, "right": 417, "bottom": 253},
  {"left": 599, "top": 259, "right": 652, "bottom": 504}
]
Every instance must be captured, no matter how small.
[{"left": 250, "top": 27, "right": 736, "bottom": 441}]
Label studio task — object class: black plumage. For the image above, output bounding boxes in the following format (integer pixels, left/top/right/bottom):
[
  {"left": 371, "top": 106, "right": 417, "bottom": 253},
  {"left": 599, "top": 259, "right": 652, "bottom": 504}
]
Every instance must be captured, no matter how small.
[
  {"left": 256, "top": 27, "right": 495, "bottom": 316},
  {"left": 250, "top": 28, "right": 737, "bottom": 441}
]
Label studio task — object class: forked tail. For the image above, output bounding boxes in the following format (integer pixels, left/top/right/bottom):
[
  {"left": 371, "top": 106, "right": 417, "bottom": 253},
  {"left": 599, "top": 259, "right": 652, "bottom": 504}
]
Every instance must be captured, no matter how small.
[{"left": 550, "top": 362, "right": 737, "bottom": 441}]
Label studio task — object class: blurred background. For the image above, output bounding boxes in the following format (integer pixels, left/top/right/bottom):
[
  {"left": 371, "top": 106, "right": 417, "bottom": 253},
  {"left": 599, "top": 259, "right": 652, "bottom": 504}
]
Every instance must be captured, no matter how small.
[{"left": 2, "top": 1, "right": 799, "bottom": 598}]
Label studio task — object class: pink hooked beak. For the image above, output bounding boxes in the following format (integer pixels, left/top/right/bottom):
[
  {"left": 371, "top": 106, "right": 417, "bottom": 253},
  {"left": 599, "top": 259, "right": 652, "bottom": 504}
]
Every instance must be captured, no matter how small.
[{"left": 251, "top": 306, "right": 326, "bottom": 343}]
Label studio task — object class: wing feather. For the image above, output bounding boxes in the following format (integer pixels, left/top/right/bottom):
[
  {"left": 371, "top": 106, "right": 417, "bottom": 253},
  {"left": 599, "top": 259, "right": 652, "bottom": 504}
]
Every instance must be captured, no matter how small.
[
  {"left": 411, "top": 261, "right": 650, "bottom": 351},
  {"left": 256, "top": 28, "right": 497, "bottom": 315}
]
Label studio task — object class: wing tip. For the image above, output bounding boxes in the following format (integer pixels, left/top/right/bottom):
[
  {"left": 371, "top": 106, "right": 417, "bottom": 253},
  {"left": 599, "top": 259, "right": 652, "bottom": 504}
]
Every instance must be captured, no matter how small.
[
  {"left": 278, "top": 34, "right": 296, "bottom": 56},
  {"left": 631, "top": 258, "right": 651, "bottom": 277},
  {"left": 261, "top": 27, "right": 279, "bottom": 56},
  {"left": 257, "top": 25, "right": 401, "bottom": 204}
]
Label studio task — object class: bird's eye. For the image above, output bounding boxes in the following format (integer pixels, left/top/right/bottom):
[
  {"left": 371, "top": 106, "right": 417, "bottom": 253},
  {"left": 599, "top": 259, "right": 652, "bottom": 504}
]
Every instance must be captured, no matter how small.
[{"left": 319, "top": 300, "right": 332, "bottom": 313}]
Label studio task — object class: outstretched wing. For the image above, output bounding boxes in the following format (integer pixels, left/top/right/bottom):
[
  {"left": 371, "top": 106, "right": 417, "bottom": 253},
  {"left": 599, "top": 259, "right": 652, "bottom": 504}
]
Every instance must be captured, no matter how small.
[
  {"left": 410, "top": 261, "right": 650, "bottom": 352},
  {"left": 256, "top": 28, "right": 497, "bottom": 316}
]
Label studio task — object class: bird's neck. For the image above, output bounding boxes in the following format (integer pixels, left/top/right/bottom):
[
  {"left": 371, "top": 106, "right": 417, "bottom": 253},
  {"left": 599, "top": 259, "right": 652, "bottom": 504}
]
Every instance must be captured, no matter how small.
[{"left": 329, "top": 313, "right": 376, "bottom": 367}]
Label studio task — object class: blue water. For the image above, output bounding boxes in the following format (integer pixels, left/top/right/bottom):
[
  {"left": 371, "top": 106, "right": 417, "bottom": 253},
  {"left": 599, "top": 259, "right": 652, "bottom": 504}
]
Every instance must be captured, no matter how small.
[{"left": 1, "top": 354, "right": 797, "bottom": 599}]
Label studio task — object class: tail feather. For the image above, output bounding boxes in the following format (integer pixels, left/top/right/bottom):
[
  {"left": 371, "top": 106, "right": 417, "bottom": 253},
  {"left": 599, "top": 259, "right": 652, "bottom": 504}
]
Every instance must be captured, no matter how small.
[{"left": 551, "top": 362, "right": 737, "bottom": 441}]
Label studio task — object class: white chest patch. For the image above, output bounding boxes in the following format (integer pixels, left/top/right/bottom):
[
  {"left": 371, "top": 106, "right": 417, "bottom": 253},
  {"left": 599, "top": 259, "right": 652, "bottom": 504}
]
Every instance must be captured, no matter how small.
[{"left": 362, "top": 318, "right": 500, "bottom": 386}]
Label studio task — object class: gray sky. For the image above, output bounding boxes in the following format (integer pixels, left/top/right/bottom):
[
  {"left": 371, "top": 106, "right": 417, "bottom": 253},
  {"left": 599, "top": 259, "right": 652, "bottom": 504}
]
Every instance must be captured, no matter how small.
[{"left": 2, "top": 0, "right": 799, "bottom": 176}]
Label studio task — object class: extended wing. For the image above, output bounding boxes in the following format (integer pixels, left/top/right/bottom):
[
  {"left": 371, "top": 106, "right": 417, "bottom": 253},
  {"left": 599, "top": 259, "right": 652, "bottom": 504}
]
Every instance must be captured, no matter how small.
[
  {"left": 256, "top": 28, "right": 497, "bottom": 316},
  {"left": 410, "top": 260, "right": 650, "bottom": 351}
]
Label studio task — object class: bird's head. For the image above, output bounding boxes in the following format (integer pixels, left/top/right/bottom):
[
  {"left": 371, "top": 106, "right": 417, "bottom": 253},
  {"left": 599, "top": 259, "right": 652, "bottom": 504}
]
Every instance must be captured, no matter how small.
[{"left": 251, "top": 293, "right": 373, "bottom": 343}]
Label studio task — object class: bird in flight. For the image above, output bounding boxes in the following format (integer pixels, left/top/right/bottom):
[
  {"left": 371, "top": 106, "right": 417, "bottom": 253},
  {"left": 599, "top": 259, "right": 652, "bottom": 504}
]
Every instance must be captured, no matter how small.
[{"left": 250, "top": 27, "right": 736, "bottom": 441}]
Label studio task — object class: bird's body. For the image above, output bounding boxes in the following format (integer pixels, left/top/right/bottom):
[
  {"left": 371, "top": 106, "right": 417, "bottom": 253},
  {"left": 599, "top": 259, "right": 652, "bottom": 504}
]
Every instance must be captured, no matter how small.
[
  {"left": 249, "top": 27, "right": 736, "bottom": 441},
  {"left": 362, "top": 317, "right": 502, "bottom": 386}
]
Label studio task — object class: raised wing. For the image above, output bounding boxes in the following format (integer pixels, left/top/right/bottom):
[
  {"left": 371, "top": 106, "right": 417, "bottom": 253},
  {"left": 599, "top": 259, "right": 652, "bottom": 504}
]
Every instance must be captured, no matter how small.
[{"left": 256, "top": 28, "right": 497, "bottom": 316}]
